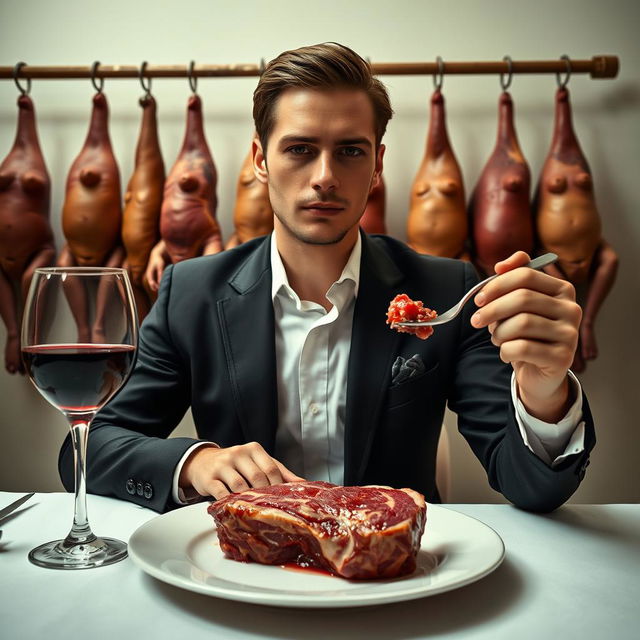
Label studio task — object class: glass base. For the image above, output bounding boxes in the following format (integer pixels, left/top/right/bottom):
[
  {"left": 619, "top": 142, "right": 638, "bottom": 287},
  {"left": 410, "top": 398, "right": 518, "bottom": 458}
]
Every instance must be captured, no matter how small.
[{"left": 28, "top": 536, "right": 128, "bottom": 570}]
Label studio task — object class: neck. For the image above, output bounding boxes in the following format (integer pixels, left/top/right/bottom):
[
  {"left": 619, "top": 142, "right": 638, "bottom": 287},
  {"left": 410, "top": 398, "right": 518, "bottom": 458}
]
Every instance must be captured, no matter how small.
[{"left": 274, "top": 223, "right": 358, "bottom": 310}]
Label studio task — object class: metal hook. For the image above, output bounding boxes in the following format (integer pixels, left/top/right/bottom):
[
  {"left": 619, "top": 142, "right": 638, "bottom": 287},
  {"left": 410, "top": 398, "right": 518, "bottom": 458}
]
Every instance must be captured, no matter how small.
[
  {"left": 188, "top": 60, "right": 197, "bottom": 94},
  {"left": 433, "top": 56, "right": 444, "bottom": 91},
  {"left": 139, "top": 61, "right": 152, "bottom": 97},
  {"left": 13, "top": 61, "right": 31, "bottom": 96},
  {"left": 91, "top": 61, "right": 104, "bottom": 93},
  {"left": 556, "top": 54, "right": 571, "bottom": 89},
  {"left": 500, "top": 55, "right": 513, "bottom": 91}
]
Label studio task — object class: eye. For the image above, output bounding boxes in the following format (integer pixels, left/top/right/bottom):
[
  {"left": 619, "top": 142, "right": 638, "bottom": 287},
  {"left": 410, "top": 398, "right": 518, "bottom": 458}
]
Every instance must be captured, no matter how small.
[
  {"left": 286, "top": 145, "right": 311, "bottom": 155},
  {"left": 340, "top": 146, "right": 365, "bottom": 157}
]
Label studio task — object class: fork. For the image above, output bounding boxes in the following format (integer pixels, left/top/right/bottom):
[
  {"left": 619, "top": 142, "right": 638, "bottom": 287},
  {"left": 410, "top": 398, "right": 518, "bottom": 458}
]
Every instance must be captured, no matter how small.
[
  {"left": 395, "top": 252, "right": 558, "bottom": 327},
  {"left": 0, "top": 492, "right": 35, "bottom": 540}
]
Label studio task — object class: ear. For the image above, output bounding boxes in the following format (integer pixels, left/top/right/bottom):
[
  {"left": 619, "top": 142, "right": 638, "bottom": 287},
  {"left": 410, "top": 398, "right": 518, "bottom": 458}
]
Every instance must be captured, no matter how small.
[
  {"left": 371, "top": 144, "right": 385, "bottom": 191},
  {"left": 252, "top": 136, "right": 268, "bottom": 184}
]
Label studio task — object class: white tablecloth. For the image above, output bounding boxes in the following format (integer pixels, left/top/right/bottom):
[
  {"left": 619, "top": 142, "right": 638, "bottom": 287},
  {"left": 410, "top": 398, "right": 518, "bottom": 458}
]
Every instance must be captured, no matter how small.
[{"left": 0, "top": 492, "right": 638, "bottom": 639}]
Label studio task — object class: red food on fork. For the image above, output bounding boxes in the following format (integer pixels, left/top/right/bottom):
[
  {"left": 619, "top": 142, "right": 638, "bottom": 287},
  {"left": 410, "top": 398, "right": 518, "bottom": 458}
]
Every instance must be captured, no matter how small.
[{"left": 386, "top": 293, "right": 438, "bottom": 340}]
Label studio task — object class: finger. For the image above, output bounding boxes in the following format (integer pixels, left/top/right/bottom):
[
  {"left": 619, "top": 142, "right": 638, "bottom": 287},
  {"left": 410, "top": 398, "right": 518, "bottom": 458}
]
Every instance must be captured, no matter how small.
[
  {"left": 476, "top": 268, "right": 574, "bottom": 309},
  {"left": 146, "top": 271, "right": 157, "bottom": 290},
  {"left": 473, "top": 290, "right": 580, "bottom": 328},
  {"left": 218, "top": 469, "right": 252, "bottom": 494},
  {"left": 493, "top": 251, "right": 531, "bottom": 275},
  {"left": 199, "top": 479, "right": 232, "bottom": 501},
  {"left": 490, "top": 313, "right": 579, "bottom": 350},
  {"left": 275, "top": 459, "right": 306, "bottom": 483},
  {"left": 498, "top": 338, "right": 576, "bottom": 371},
  {"left": 236, "top": 455, "right": 272, "bottom": 489},
  {"left": 248, "top": 449, "right": 287, "bottom": 486}
]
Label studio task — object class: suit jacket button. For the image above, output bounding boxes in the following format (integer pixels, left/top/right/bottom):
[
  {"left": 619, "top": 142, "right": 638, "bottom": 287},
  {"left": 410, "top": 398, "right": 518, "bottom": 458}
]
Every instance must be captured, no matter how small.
[
  {"left": 136, "top": 481, "right": 144, "bottom": 496},
  {"left": 143, "top": 483, "right": 153, "bottom": 500},
  {"left": 126, "top": 479, "right": 136, "bottom": 495}
]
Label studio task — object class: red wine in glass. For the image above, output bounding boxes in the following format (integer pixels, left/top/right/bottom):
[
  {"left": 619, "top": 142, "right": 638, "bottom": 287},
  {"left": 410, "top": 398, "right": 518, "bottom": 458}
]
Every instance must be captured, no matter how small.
[
  {"left": 21, "top": 267, "right": 138, "bottom": 569},
  {"left": 22, "top": 344, "right": 136, "bottom": 414}
]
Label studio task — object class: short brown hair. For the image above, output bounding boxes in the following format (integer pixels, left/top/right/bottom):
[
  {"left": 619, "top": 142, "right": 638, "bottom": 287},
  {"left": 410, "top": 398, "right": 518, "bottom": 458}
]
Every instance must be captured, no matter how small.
[{"left": 253, "top": 42, "right": 393, "bottom": 152}]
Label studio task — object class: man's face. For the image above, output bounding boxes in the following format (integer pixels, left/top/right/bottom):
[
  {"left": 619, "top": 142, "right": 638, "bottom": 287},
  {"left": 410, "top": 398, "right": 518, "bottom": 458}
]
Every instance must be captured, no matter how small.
[{"left": 253, "top": 87, "right": 384, "bottom": 247}]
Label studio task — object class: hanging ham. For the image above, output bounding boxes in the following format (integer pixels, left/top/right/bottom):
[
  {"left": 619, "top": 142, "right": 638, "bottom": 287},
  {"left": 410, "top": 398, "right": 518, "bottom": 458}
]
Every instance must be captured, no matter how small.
[
  {"left": 121, "top": 95, "right": 165, "bottom": 320},
  {"left": 534, "top": 87, "right": 618, "bottom": 372},
  {"left": 59, "top": 92, "right": 123, "bottom": 269},
  {"left": 57, "top": 91, "right": 124, "bottom": 342},
  {"left": 407, "top": 89, "right": 467, "bottom": 258},
  {"left": 0, "top": 94, "right": 55, "bottom": 374},
  {"left": 225, "top": 146, "right": 272, "bottom": 249},
  {"left": 145, "top": 94, "right": 222, "bottom": 292},
  {"left": 470, "top": 91, "right": 533, "bottom": 276},
  {"left": 360, "top": 174, "right": 387, "bottom": 234}
]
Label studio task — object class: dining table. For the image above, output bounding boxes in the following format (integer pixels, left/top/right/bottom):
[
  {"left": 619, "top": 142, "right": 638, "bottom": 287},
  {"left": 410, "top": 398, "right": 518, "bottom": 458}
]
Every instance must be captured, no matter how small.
[{"left": 0, "top": 491, "right": 637, "bottom": 639}]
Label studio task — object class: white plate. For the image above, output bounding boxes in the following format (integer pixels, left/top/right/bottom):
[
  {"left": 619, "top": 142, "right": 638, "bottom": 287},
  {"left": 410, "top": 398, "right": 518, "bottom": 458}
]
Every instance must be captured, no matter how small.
[{"left": 128, "top": 503, "right": 504, "bottom": 608}]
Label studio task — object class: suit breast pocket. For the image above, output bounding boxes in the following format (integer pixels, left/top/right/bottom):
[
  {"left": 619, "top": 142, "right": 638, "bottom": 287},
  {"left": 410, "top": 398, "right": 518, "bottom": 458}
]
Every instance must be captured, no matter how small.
[{"left": 386, "top": 361, "right": 441, "bottom": 410}]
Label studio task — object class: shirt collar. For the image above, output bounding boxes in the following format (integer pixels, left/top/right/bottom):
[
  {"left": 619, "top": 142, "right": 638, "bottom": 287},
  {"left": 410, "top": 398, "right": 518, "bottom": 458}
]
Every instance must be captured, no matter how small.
[{"left": 270, "top": 230, "right": 361, "bottom": 307}]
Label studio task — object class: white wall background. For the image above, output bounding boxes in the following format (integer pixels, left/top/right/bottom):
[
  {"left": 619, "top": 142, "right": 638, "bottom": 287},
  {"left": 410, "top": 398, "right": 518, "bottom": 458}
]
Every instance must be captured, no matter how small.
[{"left": 1, "top": 0, "right": 638, "bottom": 503}]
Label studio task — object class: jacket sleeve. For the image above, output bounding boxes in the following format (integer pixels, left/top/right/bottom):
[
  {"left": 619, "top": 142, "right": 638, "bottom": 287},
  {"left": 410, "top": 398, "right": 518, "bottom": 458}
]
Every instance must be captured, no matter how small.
[
  {"left": 448, "top": 261, "right": 596, "bottom": 512},
  {"left": 58, "top": 265, "right": 204, "bottom": 513}
]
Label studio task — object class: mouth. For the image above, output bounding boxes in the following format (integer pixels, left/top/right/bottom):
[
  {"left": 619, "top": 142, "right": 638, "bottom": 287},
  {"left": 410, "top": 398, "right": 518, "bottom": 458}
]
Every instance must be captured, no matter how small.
[{"left": 301, "top": 202, "right": 345, "bottom": 216}]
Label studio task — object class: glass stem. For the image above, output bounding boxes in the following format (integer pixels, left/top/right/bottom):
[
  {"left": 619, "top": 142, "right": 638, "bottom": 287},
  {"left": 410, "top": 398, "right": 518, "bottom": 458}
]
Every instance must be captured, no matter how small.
[{"left": 66, "top": 419, "right": 96, "bottom": 545}]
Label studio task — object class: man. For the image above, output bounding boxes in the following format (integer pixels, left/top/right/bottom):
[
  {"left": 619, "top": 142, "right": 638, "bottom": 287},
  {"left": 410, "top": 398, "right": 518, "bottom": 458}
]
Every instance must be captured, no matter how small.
[{"left": 59, "top": 43, "right": 594, "bottom": 513}]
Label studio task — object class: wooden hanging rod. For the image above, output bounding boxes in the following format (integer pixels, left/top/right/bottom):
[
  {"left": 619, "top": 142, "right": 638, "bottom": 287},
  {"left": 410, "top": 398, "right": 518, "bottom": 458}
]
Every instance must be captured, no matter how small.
[{"left": 0, "top": 56, "right": 619, "bottom": 81}]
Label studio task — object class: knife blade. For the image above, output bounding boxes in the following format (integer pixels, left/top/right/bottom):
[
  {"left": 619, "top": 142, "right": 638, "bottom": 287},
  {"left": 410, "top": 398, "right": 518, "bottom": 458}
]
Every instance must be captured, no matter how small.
[{"left": 0, "top": 492, "right": 35, "bottom": 522}]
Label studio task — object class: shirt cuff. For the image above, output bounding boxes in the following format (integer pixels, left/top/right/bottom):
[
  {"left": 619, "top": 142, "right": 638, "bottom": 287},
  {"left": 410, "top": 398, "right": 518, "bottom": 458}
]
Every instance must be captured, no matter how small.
[
  {"left": 511, "top": 371, "right": 585, "bottom": 467},
  {"left": 172, "top": 441, "right": 219, "bottom": 505}
]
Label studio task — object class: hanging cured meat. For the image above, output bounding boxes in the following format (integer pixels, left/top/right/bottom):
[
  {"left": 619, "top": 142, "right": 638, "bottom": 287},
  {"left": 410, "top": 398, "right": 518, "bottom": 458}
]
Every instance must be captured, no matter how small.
[
  {"left": 121, "top": 95, "right": 165, "bottom": 320},
  {"left": 360, "top": 174, "right": 387, "bottom": 235},
  {"left": 58, "top": 91, "right": 124, "bottom": 269},
  {"left": 0, "top": 94, "right": 55, "bottom": 374},
  {"left": 469, "top": 91, "right": 533, "bottom": 276},
  {"left": 534, "top": 87, "right": 618, "bottom": 372},
  {"left": 407, "top": 89, "right": 467, "bottom": 258},
  {"left": 225, "top": 146, "right": 272, "bottom": 249},
  {"left": 157, "top": 94, "right": 222, "bottom": 264}
]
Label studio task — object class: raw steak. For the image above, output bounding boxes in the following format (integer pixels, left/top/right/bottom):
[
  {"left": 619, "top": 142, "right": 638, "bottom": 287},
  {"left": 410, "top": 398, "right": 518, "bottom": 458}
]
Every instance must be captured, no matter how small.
[
  {"left": 387, "top": 293, "right": 438, "bottom": 340},
  {"left": 208, "top": 481, "right": 427, "bottom": 580}
]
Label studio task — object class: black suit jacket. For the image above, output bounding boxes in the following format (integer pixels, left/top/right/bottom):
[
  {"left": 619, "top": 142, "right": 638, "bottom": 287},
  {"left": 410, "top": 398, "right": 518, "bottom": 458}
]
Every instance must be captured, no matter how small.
[{"left": 59, "top": 233, "right": 595, "bottom": 512}]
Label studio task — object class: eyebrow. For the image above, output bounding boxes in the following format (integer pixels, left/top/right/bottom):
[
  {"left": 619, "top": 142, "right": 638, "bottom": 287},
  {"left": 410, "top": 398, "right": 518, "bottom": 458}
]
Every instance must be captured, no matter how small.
[{"left": 278, "top": 135, "right": 373, "bottom": 148}]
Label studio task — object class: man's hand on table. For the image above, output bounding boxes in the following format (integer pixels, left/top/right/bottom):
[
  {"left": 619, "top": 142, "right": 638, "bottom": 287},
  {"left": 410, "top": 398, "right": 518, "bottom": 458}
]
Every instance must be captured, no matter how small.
[
  {"left": 471, "top": 251, "right": 582, "bottom": 423},
  {"left": 179, "top": 441, "right": 305, "bottom": 500}
]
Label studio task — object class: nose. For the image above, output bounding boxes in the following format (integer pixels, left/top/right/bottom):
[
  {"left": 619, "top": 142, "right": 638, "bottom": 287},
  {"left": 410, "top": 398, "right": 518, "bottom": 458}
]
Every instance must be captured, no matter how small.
[{"left": 311, "top": 152, "right": 339, "bottom": 192}]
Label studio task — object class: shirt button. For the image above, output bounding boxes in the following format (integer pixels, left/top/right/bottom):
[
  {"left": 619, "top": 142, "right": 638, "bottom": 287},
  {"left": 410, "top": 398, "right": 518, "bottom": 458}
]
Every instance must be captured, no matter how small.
[
  {"left": 310, "top": 403, "right": 319, "bottom": 415},
  {"left": 125, "top": 479, "right": 135, "bottom": 495}
]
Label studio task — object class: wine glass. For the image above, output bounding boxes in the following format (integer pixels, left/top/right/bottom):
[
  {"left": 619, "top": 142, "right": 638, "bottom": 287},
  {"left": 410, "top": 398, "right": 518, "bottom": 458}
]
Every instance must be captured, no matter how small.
[{"left": 21, "top": 267, "right": 138, "bottom": 569}]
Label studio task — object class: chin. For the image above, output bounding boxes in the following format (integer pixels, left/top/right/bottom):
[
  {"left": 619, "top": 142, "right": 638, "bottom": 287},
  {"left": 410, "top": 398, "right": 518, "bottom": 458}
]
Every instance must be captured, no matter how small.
[
  {"left": 278, "top": 216, "right": 355, "bottom": 246},
  {"left": 296, "top": 227, "right": 352, "bottom": 246}
]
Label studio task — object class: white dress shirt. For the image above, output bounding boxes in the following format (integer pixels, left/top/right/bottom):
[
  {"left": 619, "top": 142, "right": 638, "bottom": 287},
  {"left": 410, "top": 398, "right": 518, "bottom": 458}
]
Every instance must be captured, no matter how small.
[{"left": 173, "top": 232, "right": 585, "bottom": 501}]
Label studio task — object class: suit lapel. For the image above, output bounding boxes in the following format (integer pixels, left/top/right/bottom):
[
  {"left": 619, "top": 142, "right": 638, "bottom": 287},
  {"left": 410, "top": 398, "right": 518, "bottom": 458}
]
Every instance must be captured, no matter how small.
[
  {"left": 344, "top": 233, "right": 405, "bottom": 485},
  {"left": 217, "top": 238, "right": 279, "bottom": 453}
]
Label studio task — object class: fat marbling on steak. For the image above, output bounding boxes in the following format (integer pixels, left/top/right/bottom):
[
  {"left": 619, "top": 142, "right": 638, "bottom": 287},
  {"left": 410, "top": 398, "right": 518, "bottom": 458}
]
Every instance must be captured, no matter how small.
[{"left": 207, "top": 481, "right": 427, "bottom": 580}]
